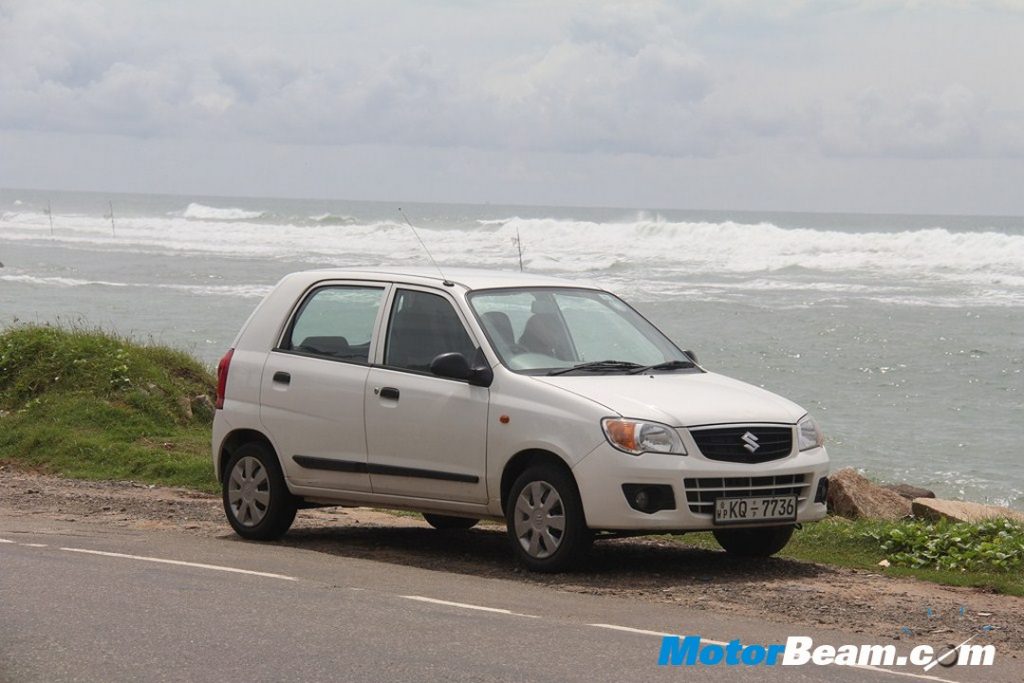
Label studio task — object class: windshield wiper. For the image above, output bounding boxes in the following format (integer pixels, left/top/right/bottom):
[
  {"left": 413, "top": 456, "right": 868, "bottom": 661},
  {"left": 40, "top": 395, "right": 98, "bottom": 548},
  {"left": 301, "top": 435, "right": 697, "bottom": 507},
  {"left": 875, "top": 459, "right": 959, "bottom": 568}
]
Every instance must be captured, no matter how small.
[
  {"left": 547, "top": 360, "right": 644, "bottom": 376},
  {"left": 627, "top": 359, "right": 696, "bottom": 374}
]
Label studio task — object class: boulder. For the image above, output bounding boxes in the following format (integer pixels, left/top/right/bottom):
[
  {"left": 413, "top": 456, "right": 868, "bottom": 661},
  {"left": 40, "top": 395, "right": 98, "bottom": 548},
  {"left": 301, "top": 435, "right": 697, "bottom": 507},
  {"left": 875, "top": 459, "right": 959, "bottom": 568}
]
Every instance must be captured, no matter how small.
[
  {"left": 911, "top": 498, "right": 1024, "bottom": 524},
  {"left": 190, "top": 394, "right": 215, "bottom": 421},
  {"left": 177, "top": 396, "right": 193, "bottom": 421},
  {"left": 882, "top": 483, "right": 936, "bottom": 500},
  {"left": 827, "top": 468, "right": 912, "bottom": 521}
]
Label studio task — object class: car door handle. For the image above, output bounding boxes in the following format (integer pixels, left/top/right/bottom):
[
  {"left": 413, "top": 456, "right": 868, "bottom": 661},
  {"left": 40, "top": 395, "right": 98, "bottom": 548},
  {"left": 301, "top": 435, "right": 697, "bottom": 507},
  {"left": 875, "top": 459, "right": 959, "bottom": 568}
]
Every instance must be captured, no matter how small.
[
  {"left": 272, "top": 371, "right": 291, "bottom": 385},
  {"left": 379, "top": 387, "right": 400, "bottom": 401}
]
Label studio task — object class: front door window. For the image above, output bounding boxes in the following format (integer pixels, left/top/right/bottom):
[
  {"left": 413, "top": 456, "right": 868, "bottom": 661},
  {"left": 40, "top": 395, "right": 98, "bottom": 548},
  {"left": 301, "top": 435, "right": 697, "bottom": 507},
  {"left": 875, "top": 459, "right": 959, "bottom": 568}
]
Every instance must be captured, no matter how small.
[{"left": 384, "top": 289, "right": 476, "bottom": 372}]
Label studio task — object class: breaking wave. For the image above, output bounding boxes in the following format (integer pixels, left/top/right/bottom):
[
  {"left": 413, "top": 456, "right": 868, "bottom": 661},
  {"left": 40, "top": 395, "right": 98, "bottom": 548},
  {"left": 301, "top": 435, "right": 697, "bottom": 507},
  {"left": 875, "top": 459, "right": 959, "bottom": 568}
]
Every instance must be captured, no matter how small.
[
  {"left": 309, "top": 213, "right": 357, "bottom": 225},
  {"left": 182, "top": 203, "right": 266, "bottom": 221},
  {"left": 2, "top": 209, "right": 1023, "bottom": 304}
]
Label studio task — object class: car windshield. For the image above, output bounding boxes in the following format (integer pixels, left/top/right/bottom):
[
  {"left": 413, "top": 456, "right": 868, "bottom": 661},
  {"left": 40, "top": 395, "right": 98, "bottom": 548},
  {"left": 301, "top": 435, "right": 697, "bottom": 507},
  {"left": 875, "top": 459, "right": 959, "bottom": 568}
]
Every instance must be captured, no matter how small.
[{"left": 467, "top": 287, "right": 692, "bottom": 375}]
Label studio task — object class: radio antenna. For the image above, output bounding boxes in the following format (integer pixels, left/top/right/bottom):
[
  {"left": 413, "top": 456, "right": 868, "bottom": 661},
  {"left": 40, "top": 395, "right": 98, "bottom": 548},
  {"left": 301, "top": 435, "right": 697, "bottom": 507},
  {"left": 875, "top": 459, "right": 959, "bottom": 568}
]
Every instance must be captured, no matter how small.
[{"left": 398, "top": 208, "right": 453, "bottom": 286}]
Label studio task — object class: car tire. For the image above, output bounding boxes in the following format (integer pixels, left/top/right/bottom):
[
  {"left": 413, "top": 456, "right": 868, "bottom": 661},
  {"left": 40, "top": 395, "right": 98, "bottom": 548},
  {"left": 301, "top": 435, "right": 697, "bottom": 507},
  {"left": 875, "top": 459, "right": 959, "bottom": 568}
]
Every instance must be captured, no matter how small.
[
  {"left": 712, "top": 524, "right": 794, "bottom": 557},
  {"left": 222, "top": 442, "right": 297, "bottom": 541},
  {"left": 423, "top": 514, "right": 479, "bottom": 530},
  {"left": 506, "top": 464, "right": 591, "bottom": 572}
]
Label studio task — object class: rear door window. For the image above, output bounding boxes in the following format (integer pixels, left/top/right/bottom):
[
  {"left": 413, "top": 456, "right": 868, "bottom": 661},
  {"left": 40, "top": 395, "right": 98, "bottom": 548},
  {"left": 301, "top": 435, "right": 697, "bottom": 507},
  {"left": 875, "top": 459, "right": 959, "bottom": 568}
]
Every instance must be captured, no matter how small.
[{"left": 285, "top": 286, "right": 385, "bottom": 363}]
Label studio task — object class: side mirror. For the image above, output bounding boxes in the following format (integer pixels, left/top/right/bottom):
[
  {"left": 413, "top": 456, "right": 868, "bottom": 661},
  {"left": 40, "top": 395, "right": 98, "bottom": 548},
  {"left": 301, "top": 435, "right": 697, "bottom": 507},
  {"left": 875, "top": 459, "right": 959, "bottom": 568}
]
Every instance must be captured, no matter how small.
[
  {"left": 430, "top": 352, "right": 494, "bottom": 387},
  {"left": 683, "top": 349, "right": 699, "bottom": 364}
]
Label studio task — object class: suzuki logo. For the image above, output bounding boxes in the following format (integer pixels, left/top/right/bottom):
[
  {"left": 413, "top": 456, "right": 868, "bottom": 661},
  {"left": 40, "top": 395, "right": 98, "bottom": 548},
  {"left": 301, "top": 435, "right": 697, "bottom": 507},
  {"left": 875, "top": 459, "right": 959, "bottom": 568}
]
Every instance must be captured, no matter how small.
[{"left": 741, "top": 431, "right": 760, "bottom": 453}]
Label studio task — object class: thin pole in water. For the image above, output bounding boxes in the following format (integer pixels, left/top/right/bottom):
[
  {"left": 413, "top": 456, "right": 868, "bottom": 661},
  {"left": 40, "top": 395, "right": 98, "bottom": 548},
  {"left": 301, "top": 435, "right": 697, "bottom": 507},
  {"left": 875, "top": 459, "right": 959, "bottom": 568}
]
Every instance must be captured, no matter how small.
[
  {"left": 108, "top": 200, "right": 116, "bottom": 236},
  {"left": 45, "top": 201, "right": 54, "bottom": 236},
  {"left": 515, "top": 228, "right": 524, "bottom": 272}
]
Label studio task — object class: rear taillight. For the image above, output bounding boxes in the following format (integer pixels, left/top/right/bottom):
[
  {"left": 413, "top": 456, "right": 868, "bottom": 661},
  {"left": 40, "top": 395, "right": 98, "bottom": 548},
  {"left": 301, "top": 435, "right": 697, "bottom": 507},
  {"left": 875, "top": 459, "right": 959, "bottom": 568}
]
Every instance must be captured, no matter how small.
[{"left": 215, "top": 348, "right": 235, "bottom": 409}]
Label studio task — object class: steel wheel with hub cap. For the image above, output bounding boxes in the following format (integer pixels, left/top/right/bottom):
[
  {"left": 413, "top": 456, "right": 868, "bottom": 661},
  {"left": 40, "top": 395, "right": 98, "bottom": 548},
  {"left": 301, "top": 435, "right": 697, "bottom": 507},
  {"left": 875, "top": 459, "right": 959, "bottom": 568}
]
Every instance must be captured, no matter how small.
[
  {"left": 506, "top": 464, "right": 591, "bottom": 572},
  {"left": 222, "top": 442, "right": 297, "bottom": 540}
]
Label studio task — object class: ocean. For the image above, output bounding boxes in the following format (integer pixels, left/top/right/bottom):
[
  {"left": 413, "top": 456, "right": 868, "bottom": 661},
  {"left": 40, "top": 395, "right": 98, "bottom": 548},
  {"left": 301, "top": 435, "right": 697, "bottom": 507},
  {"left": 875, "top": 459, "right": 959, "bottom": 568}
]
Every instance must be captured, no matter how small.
[{"left": 1, "top": 188, "right": 1021, "bottom": 509}]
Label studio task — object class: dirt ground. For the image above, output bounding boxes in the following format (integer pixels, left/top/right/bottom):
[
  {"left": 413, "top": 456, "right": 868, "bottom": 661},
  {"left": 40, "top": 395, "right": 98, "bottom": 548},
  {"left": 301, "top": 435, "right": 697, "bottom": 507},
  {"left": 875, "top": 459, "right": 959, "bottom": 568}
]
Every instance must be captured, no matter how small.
[{"left": 2, "top": 466, "right": 1022, "bottom": 657}]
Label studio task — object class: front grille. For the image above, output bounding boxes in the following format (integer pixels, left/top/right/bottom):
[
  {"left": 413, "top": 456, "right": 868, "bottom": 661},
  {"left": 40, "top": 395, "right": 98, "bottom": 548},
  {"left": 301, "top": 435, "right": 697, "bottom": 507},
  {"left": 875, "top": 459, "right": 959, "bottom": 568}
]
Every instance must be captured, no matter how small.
[
  {"left": 683, "top": 473, "right": 810, "bottom": 515},
  {"left": 690, "top": 425, "right": 793, "bottom": 463}
]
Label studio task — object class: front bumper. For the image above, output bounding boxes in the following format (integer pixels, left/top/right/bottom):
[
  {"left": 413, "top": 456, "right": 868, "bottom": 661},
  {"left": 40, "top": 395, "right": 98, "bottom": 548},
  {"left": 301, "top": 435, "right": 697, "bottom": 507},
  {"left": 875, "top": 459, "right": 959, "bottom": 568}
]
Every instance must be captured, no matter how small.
[{"left": 572, "top": 441, "right": 829, "bottom": 531}]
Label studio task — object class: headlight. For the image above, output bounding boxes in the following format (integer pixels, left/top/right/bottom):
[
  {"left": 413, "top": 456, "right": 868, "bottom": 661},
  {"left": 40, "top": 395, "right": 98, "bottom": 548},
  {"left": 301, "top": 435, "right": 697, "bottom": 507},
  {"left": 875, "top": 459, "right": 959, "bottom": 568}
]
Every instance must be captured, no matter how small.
[
  {"left": 797, "top": 414, "right": 824, "bottom": 451},
  {"left": 602, "top": 418, "right": 686, "bottom": 456}
]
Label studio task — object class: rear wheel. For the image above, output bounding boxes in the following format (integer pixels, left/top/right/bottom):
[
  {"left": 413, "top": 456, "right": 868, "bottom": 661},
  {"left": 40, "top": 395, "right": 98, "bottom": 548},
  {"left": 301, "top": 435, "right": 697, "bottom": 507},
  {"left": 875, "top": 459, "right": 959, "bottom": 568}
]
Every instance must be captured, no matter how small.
[
  {"left": 506, "top": 464, "right": 591, "bottom": 572},
  {"left": 712, "top": 524, "right": 794, "bottom": 557},
  {"left": 423, "top": 514, "right": 479, "bottom": 530},
  {"left": 222, "top": 442, "right": 297, "bottom": 540}
]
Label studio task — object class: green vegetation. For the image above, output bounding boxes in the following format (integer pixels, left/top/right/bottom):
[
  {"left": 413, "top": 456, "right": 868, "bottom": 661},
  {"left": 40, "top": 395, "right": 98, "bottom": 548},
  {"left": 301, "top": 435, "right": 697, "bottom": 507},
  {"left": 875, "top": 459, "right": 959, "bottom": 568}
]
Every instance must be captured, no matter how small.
[
  {"left": 870, "top": 518, "right": 1024, "bottom": 572},
  {"left": 0, "top": 325, "right": 218, "bottom": 491},
  {"left": 677, "top": 516, "right": 1024, "bottom": 596}
]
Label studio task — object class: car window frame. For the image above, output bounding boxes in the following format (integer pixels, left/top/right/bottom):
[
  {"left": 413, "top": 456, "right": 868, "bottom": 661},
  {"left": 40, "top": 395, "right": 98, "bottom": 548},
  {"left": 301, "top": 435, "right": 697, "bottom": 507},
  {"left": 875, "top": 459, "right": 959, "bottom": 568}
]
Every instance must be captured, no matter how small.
[
  {"left": 375, "top": 283, "right": 483, "bottom": 381},
  {"left": 273, "top": 280, "right": 392, "bottom": 366}
]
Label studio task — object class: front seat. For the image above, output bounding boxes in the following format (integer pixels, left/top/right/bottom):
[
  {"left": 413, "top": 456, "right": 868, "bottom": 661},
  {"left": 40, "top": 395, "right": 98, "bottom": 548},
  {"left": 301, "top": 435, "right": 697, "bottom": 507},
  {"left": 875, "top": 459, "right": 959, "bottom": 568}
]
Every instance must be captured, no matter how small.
[
  {"left": 518, "top": 313, "right": 572, "bottom": 360},
  {"left": 481, "top": 311, "right": 516, "bottom": 354}
]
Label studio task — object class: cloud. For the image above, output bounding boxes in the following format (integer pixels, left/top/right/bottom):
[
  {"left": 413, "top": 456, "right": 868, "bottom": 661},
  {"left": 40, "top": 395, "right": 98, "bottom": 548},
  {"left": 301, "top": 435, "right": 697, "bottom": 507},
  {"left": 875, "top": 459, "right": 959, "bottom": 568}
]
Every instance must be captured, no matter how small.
[
  {"left": 0, "top": 2, "right": 719, "bottom": 155},
  {"left": 1, "top": 0, "right": 1023, "bottom": 161}
]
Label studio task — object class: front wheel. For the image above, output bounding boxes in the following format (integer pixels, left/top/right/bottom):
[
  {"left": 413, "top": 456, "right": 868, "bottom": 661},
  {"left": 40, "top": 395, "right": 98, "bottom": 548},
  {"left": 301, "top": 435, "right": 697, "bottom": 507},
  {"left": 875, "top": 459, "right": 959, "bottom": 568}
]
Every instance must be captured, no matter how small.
[
  {"left": 506, "top": 465, "right": 591, "bottom": 572},
  {"left": 423, "top": 514, "right": 479, "bottom": 530},
  {"left": 222, "top": 442, "right": 297, "bottom": 540},
  {"left": 712, "top": 524, "right": 794, "bottom": 557}
]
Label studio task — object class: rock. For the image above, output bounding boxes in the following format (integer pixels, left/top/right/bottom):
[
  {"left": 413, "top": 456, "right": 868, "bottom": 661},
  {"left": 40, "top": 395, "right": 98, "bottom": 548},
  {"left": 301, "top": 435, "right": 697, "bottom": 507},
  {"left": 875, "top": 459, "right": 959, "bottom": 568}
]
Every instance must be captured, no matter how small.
[
  {"left": 882, "top": 483, "right": 936, "bottom": 500},
  {"left": 911, "top": 498, "right": 1024, "bottom": 524},
  {"left": 190, "top": 394, "right": 215, "bottom": 421},
  {"left": 177, "top": 396, "right": 193, "bottom": 420},
  {"left": 827, "top": 468, "right": 912, "bottom": 520}
]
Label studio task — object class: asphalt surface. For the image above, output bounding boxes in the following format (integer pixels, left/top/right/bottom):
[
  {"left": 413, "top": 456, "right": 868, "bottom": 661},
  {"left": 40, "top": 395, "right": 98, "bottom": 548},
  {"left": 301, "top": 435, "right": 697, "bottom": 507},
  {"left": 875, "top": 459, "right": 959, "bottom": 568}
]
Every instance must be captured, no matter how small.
[{"left": 1, "top": 515, "right": 1019, "bottom": 683}]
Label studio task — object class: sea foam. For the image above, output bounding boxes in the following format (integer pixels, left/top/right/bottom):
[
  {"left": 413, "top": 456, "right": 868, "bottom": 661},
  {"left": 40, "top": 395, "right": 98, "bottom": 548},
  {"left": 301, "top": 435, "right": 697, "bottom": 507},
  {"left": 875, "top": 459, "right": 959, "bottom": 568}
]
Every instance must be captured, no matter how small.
[
  {"left": 3, "top": 210, "right": 1023, "bottom": 304},
  {"left": 182, "top": 203, "right": 266, "bottom": 221}
]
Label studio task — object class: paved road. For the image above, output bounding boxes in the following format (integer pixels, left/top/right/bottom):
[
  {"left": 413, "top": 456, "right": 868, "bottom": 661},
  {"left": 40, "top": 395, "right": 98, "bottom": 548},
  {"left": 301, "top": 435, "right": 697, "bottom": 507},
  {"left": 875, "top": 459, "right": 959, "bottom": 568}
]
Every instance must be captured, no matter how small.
[{"left": 0, "top": 516, "right": 1017, "bottom": 682}]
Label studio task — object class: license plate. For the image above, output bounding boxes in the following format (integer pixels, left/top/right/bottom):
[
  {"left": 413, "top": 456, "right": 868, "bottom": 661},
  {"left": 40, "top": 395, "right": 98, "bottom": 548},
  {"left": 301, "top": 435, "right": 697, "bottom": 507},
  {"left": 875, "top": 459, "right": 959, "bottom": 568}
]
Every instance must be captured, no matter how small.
[{"left": 713, "top": 495, "right": 798, "bottom": 525}]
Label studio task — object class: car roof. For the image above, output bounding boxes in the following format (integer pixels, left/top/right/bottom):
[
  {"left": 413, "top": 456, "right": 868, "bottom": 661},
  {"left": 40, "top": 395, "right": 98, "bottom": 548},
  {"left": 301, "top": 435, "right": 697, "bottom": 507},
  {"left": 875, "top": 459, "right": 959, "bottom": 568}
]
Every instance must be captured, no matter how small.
[{"left": 292, "top": 267, "right": 603, "bottom": 292}]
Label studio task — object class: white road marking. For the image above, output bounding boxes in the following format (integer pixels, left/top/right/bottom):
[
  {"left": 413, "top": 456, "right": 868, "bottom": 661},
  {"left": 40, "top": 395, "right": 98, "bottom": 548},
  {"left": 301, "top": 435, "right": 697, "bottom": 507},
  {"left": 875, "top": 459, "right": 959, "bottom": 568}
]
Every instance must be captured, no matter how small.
[
  {"left": 590, "top": 623, "right": 729, "bottom": 646},
  {"left": 591, "top": 623, "right": 962, "bottom": 683},
  {"left": 59, "top": 547, "right": 297, "bottom": 581},
  {"left": 21, "top": 543, "right": 47, "bottom": 548},
  {"left": 850, "top": 662, "right": 961, "bottom": 683},
  {"left": 0, "top": 538, "right": 14, "bottom": 544},
  {"left": 399, "top": 595, "right": 539, "bottom": 618}
]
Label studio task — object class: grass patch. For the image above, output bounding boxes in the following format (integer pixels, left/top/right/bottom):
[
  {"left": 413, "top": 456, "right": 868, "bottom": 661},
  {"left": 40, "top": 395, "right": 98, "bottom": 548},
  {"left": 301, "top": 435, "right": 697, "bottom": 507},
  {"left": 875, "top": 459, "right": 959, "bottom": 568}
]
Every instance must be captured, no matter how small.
[
  {"left": 0, "top": 324, "right": 217, "bottom": 492},
  {"left": 675, "top": 516, "right": 1024, "bottom": 596}
]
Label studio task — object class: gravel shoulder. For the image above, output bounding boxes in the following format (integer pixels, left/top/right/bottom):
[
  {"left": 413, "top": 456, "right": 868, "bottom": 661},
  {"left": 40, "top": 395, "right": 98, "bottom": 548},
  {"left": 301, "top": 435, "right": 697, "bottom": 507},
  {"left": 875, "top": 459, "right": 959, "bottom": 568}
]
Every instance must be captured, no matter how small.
[{"left": 2, "top": 467, "right": 1022, "bottom": 657}]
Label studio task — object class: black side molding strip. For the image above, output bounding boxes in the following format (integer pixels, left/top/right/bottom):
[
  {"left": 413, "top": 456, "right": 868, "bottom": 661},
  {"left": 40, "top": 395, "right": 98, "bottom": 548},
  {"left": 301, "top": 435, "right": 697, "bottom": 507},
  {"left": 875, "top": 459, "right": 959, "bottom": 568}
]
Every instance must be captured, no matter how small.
[
  {"left": 292, "top": 455, "right": 479, "bottom": 484},
  {"left": 293, "top": 455, "right": 367, "bottom": 473}
]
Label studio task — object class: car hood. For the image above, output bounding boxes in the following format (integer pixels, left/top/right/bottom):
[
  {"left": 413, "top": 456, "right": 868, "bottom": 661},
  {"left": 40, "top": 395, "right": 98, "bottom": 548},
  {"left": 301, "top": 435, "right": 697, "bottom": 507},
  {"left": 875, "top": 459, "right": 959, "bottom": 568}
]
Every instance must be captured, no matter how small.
[{"left": 533, "top": 371, "right": 806, "bottom": 427}]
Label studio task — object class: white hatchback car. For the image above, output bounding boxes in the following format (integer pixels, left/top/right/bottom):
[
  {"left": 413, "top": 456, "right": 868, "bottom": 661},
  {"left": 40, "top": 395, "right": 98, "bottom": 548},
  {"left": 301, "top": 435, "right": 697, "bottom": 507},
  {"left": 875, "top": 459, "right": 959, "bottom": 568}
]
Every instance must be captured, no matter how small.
[{"left": 213, "top": 268, "right": 829, "bottom": 571}]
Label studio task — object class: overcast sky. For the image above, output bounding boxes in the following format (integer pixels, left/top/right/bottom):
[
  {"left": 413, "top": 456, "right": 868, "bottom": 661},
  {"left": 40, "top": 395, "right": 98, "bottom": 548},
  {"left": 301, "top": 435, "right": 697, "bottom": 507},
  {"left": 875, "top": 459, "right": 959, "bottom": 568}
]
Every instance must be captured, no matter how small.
[{"left": 2, "top": 1, "right": 1023, "bottom": 214}]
